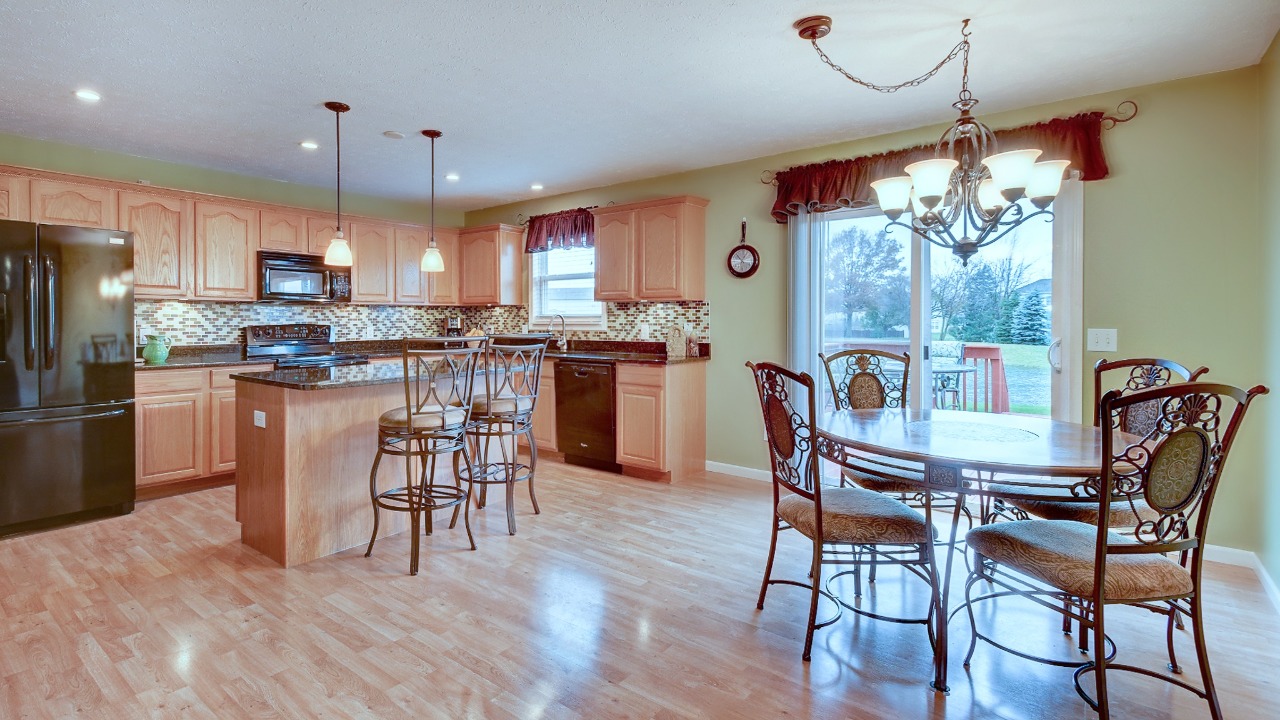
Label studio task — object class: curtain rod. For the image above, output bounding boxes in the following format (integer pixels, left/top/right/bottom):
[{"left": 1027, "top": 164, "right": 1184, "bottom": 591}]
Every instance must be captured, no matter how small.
[
  {"left": 515, "top": 201, "right": 615, "bottom": 227},
  {"left": 757, "top": 100, "right": 1138, "bottom": 186}
]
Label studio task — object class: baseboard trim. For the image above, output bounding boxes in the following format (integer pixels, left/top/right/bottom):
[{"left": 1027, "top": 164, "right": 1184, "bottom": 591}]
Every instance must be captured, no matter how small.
[
  {"left": 1203, "top": 545, "right": 1280, "bottom": 619},
  {"left": 704, "top": 461, "right": 770, "bottom": 483}
]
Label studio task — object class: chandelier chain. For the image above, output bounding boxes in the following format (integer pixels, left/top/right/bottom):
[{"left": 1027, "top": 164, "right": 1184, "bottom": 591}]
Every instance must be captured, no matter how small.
[{"left": 809, "top": 20, "right": 970, "bottom": 94}]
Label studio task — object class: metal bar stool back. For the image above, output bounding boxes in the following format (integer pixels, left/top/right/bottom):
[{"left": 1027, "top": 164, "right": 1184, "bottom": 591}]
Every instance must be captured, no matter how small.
[
  {"left": 364, "top": 337, "right": 486, "bottom": 575},
  {"left": 462, "top": 333, "right": 552, "bottom": 535}
]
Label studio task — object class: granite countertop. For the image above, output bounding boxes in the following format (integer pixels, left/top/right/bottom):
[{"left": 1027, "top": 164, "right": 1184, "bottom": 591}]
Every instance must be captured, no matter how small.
[
  {"left": 135, "top": 345, "right": 264, "bottom": 370},
  {"left": 544, "top": 350, "right": 708, "bottom": 365},
  {"left": 232, "top": 362, "right": 415, "bottom": 391}
]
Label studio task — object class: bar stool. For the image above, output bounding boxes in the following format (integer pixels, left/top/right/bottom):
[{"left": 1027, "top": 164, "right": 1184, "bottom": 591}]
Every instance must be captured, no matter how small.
[
  {"left": 365, "top": 337, "right": 485, "bottom": 575},
  {"left": 459, "top": 334, "right": 551, "bottom": 535}
]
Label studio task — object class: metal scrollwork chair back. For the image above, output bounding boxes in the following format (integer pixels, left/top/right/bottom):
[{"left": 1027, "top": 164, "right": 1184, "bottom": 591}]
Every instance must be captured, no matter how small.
[
  {"left": 1093, "top": 357, "right": 1208, "bottom": 436},
  {"left": 748, "top": 361, "right": 820, "bottom": 499},
  {"left": 819, "top": 349, "right": 910, "bottom": 411}
]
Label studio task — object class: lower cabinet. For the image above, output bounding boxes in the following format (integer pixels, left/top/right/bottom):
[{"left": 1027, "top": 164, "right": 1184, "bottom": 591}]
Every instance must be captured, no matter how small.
[
  {"left": 530, "top": 360, "right": 557, "bottom": 452},
  {"left": 135, "top": 365, "right": 272, "bottom": 489},
  {"left": 615, "top": 362, "right": 706, "bottom": 482}
]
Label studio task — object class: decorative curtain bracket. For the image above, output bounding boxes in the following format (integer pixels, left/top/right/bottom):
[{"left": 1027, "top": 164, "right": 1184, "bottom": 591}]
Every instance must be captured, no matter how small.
[
  {"left": 760, "top": 170, "right": 778, "bottom": 186},
  {"left": 1101, "top": 100, "right": 1139, "bottom": 130}
]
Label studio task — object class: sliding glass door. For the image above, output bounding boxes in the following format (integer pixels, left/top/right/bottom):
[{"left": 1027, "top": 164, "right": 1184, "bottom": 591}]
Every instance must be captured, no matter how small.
[{"left": 811, "top": 180, "right": 1081, "bottom": 419}]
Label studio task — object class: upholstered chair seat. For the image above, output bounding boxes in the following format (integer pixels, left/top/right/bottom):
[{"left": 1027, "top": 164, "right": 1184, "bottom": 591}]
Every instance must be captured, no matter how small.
[
  {"left": 985, "top": 482, "right": 1160, "bottom": 527},
  {"left": 778, "top": 486, "right": 934, "bottom": 545},
  {"left": 968, "top": 519, "right": 1194, "bottom": 601},
  {"left": 471, "top": 393, "right": 535, "bottom": 416},
  {"left": 841, "top": 465, "right": 925, "bottom": 495},
  {"left": 378, "top": 404, "right": 467, "bottom": 430}
]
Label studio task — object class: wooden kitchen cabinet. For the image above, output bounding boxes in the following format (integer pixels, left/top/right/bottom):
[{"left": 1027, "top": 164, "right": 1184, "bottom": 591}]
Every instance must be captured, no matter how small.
[
  {"left": 259, "top": 209, "right": 308, "bottom": 253},
  {"left": 306, "top": 216, "right": 347, "bottom": 256},
  {"left": 30, "top": 179, "right": 117, "bottom": 229},
  {"left": 350, "top": 221, "right": 395, "bottom": 304},
  {"left": 614, "top": 362, "right": 706, "bottom": 482},
  {"left": 427, "top": 228, "right": 460, "bottom": 305},
  {"left": 194, "top": 201, "right": 258, "bottom": 300},
  {"left": 393, "top": 225, "right": 427, "bottom": 304},
  {"left": 459, "top": 224, "right": 523, "bottom": 305},
  {"left": 208, "top": 389, "right": 239, "bottom": 474},
  {"left": 592, "top": 211, "right": 635, "bottom": 301},
  {"left": 590, "top": 196, "right": 707, "bottom": 302},
  {"left": 119, "top": 191, "right": 190, "bottom": 298},
  {"left": 530, "top": 360, "right": 557, "bottom": 452},
  {"left": 0, "top": 174, "right": 30, "bottom": 221}
]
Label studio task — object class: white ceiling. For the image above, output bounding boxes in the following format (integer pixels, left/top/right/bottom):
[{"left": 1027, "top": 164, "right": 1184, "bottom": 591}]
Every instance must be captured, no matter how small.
[{"left": 0, "top": 1, "right": 1276, "bottom": 211}]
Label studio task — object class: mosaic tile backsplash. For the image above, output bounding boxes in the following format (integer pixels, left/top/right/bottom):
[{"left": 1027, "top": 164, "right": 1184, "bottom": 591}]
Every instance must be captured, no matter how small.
[{"left": 135, "top": 300, "right": 709, "bottom": 346}]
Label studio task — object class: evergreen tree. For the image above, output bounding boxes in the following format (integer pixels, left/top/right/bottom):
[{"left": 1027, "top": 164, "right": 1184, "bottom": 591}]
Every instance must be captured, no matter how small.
[
  {"left": 955, "top": 263, "right": 1000, "bottom": 343},
  {"left": 1012, "top": 293, "right": 1050, "bottom": 345},
  {"left": 995, "top": 294, "right": 1021, "bottom": 344}
]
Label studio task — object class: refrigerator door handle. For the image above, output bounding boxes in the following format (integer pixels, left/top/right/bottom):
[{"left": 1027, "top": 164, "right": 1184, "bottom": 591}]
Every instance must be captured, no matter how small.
[
  {"left": 23, "top": 255, "right": 36, "bottom": 371},
  {"left": 0, "top": 407, "right": 127, "bottom": 427},
  {"left": 42, "top": 255, "right": 55, "bottom": 370}
]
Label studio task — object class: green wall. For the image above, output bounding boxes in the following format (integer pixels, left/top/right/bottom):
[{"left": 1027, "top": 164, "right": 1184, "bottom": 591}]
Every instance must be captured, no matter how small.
[
  {"left": 1261, "top": 33, "right": 1280, "bottom": 583},
  {"left": 468, "top": 67, "right": 1272, "bottom": 556},
  {"left": 0, "top": 131, "right": 466, "bottom": 227}
]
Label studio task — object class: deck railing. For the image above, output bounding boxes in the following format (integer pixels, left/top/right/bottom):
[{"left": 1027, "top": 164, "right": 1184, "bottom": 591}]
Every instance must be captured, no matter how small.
[{"left": 821, "top": 339, "right": 1009, "bottom": 414}]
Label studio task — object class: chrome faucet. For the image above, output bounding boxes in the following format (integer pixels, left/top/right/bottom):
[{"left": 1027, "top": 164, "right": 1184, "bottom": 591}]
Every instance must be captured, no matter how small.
[{"left": 549, "top": 314, "right": 568, "bottom": 351}]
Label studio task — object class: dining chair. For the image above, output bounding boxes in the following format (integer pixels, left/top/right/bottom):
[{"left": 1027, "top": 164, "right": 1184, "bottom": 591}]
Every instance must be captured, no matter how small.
[
  {"left": 748, "top": 360, "right": 935, "bottom": 661},
  {"left": 962, "top": 381, "right": 1267, "bottom": 720},
  {"left": 985, "top": 358, "right": 1210, "bottom": 527},
  {"left": 365, "top": 338, "right": 485, "bottom": 575}
]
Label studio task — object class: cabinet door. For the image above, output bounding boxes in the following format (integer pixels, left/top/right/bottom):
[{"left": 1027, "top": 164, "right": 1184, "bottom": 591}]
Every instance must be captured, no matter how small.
[
  {"left": 208, "top": 389, "right": 238, "bottom": 474},
  {"left": 616, "top": 383, "right": 665, "bottom": 469},
  {"left": 393, "top": 226, "right": 427, "bottom": 304},
  {"left": 30, "top": 179, "right": 116, "bottom": 229},
  {"left": 350, "top": 222, "right": 395, "bottom": 304},
  {"left": 120, "top": 191, "right": 188, "bottom": 298},
  {"left": 636, "top": 204, "right": 684, "bottom": 300},
  {"left": 594, "top": 211, "right": 635, "bottom": 301},
  {"left": 194, "top": 201, "right": 258, "bottom": 300},
  {"left": 260, "top": 210, "right": 307, "bottom": 253},
  {"left": 306, "top": 216, "right": 347, "bottom": 256},
  {"left": 530, "top": 363, "right": 557, "bottom": 452},
  {"left": 0, "top": 174, "right": 30, "bottom": 221},
  {"left": 459, "top": 230, "right": 498, "bottom": 305},
  {"left": 427, "top": 228, "right": 460, "bottom": 304},
  {"left": 136, "top": 392, "right": 206, "bottom": 485}
]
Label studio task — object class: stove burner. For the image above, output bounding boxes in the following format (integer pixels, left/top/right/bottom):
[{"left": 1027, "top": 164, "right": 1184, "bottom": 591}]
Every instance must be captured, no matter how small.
[{"left": 243, "top": 323, "right": 368, "bottom": 368}]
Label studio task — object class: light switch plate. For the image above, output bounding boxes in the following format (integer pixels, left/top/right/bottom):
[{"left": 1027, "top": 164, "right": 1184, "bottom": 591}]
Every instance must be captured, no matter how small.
[
  {"left": 1086, "top": 328, "right": 1118, "bottom": 352},
  {"left": 253, "top": 410, "right": 267, "bottom": 428}
]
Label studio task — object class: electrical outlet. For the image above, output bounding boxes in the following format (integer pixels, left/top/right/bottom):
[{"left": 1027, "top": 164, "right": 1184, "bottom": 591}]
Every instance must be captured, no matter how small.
[
  {"left": 253, "top": 410, "right": 267, "bottom": 428},
  {"left": 639, "top": 323, "right": 651, "bottom": 340},
  {"left": 136, "top": 325, "right": 156, "bottom": 346},
  {"left": 1086, "top": 328, "right": 1118, "bottom": 352}
]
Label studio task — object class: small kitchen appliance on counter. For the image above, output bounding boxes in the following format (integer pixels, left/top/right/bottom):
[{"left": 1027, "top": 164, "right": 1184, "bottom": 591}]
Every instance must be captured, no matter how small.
[
  {"left": 244, "top": 324, "right": 369, "bottom": 368},
  {"left": 445, "top": 316, "right": 463, "bottom": 337}
]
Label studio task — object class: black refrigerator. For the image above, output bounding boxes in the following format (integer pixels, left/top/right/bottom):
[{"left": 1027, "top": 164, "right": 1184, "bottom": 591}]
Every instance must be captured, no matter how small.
[{"left": 0, "top": 220, "right": 136, "bottom": 536}]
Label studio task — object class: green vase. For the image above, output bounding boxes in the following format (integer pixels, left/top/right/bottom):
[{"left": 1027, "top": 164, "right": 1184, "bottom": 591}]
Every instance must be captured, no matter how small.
[{"left": 141, "top": 335, "right": 172, "bottom": 365}]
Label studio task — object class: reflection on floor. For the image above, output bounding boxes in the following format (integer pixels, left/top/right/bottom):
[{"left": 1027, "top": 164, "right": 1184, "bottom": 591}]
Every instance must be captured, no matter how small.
[{"left": 0, "top": 462, "right": 1275, "bottom": 719}]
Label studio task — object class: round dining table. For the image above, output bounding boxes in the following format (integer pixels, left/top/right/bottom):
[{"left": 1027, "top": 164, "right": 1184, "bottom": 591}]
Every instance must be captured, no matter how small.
[{"left": 816, "top": 407, "right": 1117, "bottom": 693}]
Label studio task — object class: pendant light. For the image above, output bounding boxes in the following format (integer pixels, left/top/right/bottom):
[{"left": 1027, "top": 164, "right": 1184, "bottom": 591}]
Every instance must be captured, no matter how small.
[
  {"left": 420, "top": 129, "right": 445, "bottom": 273},
  {"left": 323, "top": 101, "right": 353, "bottom": 267}
]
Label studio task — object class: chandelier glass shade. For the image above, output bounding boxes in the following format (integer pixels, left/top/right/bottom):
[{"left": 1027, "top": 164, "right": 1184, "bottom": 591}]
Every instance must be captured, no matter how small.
[
  {"left": 796, "top": 16, "right": 1070, "bottom": 265},
  {"left": 420, "top": 129, "right": 445, "bottom": 273}
]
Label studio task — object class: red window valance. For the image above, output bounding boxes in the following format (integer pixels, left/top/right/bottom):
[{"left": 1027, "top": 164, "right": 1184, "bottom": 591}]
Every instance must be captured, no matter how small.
[
  {"left": 524, "top": 207, "right": 595, "bottom": 253},
  {"left": 770, "top": 112, "right": 1110, "bottom": 223}
]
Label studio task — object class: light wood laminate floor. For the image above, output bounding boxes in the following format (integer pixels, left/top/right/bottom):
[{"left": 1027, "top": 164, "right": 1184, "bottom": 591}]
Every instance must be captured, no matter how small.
[{"left": 1, "top": 462, "right": 1276, "bottom": 719}]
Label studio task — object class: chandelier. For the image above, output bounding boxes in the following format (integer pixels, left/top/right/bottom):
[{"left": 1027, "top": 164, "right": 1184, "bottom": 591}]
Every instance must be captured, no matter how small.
[
  {"left": 322, "top": 101, "right": 353, "bottom": 267},
  {"left": 795, "top": 17, "right": 1069, "bottom": 265}
]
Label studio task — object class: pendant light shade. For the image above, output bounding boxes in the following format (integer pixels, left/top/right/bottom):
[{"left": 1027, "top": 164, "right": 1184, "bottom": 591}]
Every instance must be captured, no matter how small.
[
  {"left": 323, "top": 101, "right": 353, "bottom": 267},
  {"left": 421, "top": 129, "right": 445, "bottom": 273}
]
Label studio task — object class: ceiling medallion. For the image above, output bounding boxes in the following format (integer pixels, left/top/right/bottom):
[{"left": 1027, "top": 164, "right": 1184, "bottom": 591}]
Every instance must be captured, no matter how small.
[{"left": 797, "top": 17, "right": 1070, "bottom": 265}]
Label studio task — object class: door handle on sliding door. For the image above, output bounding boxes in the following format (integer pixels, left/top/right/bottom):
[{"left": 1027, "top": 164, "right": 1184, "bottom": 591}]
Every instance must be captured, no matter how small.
[
  {"left": 1047, "top": 337, "right": 1063, "bottom": 373},
  {"left": 23, "top": 255, "right": 36, "bottom": 370},
  {"left": 42, "top": 255, "right": 55, "bottom": 370}
]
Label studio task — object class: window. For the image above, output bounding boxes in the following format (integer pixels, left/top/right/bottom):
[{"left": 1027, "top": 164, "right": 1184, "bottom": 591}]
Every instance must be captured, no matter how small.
[{"left": 529, "top": 247, "right": 606, "bottom": 328}]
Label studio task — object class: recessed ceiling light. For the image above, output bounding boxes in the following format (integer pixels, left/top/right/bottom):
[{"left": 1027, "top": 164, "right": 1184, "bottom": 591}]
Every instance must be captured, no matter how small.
[
  {"left": 74, "top": 89, "right": 101, "bottom": 102},
  {"left": 383, "top": 130, "right": 405, "bottom": 139},
  {"left": 530, "top": 183, "right": 544, "bottom": 191},
  {"left": 445, "top": 173, "right": 460, "bottom": 182},
  {"left": 299, "top": 140, "right": 319, "bottom": 150}
]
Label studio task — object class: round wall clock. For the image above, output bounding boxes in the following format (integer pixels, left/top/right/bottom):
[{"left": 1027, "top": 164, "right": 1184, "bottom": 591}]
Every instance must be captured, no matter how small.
[{"left": 728, "top": 219, "right": 760, "bottom": 278}]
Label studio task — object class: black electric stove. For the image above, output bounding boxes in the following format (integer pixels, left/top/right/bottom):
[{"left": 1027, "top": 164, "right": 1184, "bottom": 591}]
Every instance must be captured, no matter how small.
[{"left": 243, "top": 324, "right": 369, "bottom": 369}]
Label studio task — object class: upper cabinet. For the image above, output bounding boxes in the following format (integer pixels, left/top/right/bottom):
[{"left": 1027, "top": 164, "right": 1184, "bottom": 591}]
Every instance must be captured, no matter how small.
[
  {"left": 459, "top": 224, "right": 523, "bottom": 305},
  {"left": 427, "top": 228, "right": 460, "bottom": 305},
  {"left": 194, "top": 201, "right": 258, "bottom": 300},
  {"left": 120, "top": 191, "right": 190, "bottom": 298},
  {"left": 259, "top": 210, "right": 307, "bottom": 253},
  {"left": 591, "top": 196, "right": 707, "bottom": 302},
  {"left": 393, "top": 225, "right": 427, "bottom": 304},
  {"left": 350, "top": 221, "right": 395, "bottom": 304},
  {"left": 0, "top": 174, "right": 30, "bottom": 221},
  {"left": 31, "top": 179, "right": 117, "bottom": 229},
  {"left": 306, "top": 216, "right": 346, "bottom": 256}
]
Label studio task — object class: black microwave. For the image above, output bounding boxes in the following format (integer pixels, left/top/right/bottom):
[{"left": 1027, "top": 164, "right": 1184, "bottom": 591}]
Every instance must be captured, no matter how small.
[{"left": 258, "top": 251, "right": 351, "bottom": 303}]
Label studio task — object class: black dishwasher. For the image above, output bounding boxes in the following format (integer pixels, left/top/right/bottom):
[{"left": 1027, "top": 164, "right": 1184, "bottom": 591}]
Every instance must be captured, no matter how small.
[{"left": 555, "top": 361, "right": 619, "bottom": 472}]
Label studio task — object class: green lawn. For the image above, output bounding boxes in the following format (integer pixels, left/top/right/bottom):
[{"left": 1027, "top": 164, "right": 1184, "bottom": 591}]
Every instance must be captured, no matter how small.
[{"left": 996, "top": 343, "right": 1051, "bottom": 415}]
